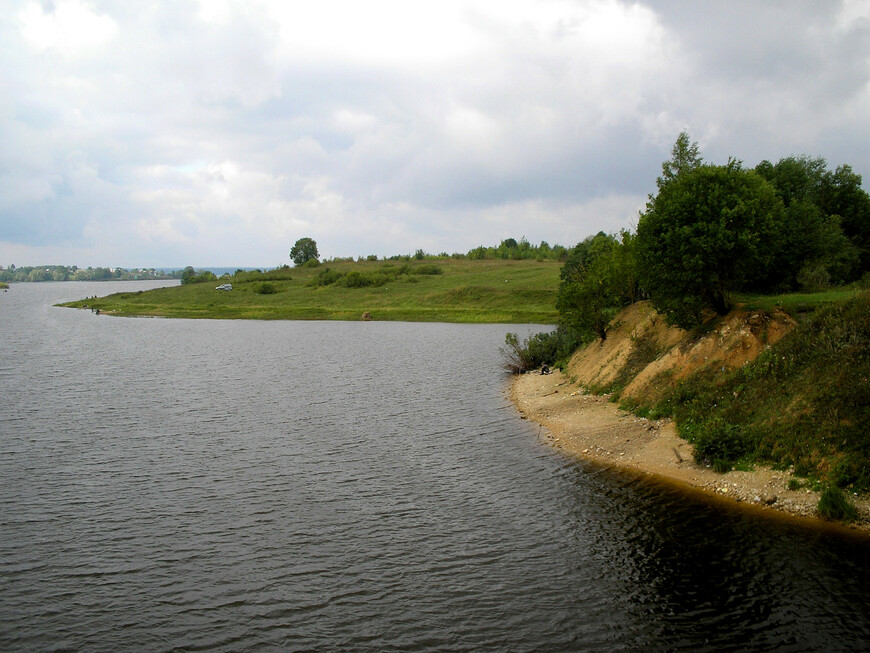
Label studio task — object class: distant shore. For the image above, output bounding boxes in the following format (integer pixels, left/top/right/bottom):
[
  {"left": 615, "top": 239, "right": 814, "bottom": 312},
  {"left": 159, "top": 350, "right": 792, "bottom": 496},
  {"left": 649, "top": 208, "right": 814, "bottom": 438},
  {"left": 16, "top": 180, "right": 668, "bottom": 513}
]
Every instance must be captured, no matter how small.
[
  {"left": 57, "top": 258, "right": 562, "bottom": 323},
  {"left": 510, "top": 370, "right": 870, "bottom": 536}
]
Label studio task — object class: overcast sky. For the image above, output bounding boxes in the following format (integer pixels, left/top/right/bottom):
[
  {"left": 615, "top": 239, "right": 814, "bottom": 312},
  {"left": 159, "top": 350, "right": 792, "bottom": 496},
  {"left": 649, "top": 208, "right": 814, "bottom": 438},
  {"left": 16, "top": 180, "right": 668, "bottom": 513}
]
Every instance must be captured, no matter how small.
[{"left": 2, "top": 0, "right": 869, "bottom": 267}]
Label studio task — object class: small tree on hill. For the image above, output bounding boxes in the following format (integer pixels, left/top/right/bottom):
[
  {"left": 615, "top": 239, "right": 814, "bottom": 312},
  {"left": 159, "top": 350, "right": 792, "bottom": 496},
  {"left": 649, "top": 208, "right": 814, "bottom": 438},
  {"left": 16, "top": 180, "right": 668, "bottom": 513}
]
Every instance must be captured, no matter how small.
[
  {"left": 290, "top": 237, "right": 319, "bottom": 266},
  {"left": 657, "top": 130, "right": 703, "bottom": 188},
  {"left": 556, "top": 232, "right": 635, "bottom": 340}
]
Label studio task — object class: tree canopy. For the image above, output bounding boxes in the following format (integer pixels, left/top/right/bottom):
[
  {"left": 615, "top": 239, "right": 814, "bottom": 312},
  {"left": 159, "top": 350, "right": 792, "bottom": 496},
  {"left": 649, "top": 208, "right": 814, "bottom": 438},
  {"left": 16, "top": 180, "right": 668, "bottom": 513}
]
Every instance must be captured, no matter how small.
[
  {"left": 556, "top": 231, "right": 637, "bottom": 340},
  {"left": 290, "top": 237, "right": 319, "bottom": 266},
  {"left": 549, "top": 130, "right": 868, "bottom": 358},
  {"left": 180, "top": 266, "right": 217, "bottom": 285},
  {"left": 657, "top": 130, "right": 703, "bottom": 188},
  {"left": 636, "top": 161, "right": 785, "bottom": 328},
  {"left": 755, "top": 156, "right": 864, "bottom": 288}
]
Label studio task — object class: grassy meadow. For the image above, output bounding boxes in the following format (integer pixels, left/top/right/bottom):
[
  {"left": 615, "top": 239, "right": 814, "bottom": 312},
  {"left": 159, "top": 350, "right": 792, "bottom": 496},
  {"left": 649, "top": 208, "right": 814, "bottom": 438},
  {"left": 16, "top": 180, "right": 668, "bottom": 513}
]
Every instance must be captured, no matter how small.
[{"left": 59, "top": 258, "right": 562, "bottom": 323}]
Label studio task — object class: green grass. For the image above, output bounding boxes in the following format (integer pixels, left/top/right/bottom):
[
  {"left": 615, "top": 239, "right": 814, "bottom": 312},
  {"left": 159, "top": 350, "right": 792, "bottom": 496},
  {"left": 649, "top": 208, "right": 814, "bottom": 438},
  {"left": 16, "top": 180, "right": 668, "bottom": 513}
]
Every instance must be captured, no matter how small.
[
  {"left": 58, "top": 258, "right": 561, "bottom": 323},
  {"left": 817, "top": 486, "right": 859, "bottom": 522},
  {"left": 649, "top": 291, "right": 870, "bottom": 491},
  {"left": 736, "top": 287, "right": 863, "bottom": 320}
]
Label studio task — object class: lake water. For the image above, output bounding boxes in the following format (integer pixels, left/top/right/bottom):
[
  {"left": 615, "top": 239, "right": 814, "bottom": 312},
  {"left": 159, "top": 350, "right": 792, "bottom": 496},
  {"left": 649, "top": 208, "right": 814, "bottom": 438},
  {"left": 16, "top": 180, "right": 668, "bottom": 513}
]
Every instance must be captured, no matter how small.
[{"left": 1, "top": 281, "right": 868, "bottom": 652}]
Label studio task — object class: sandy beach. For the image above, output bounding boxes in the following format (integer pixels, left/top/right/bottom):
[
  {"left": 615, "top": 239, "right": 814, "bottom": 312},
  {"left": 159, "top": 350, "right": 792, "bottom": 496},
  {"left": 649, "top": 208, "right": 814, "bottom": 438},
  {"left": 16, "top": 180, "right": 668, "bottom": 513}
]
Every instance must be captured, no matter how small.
[{"left": 510, "top": 369, "right": 870, "bottom": 534}]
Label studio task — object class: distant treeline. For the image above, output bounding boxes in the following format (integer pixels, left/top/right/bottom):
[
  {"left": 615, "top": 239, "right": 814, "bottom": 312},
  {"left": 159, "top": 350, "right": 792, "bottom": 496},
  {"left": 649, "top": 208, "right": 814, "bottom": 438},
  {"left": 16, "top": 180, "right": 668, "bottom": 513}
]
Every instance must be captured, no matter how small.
[
  {"left": 0, "top": 265, "right": 181, "bottom": 283},
  {"left": 464, "top": 238, "right": 569, "bottom": 260},
  {"left": 317, "top": 240, "right": 570, "bottom": 266}
]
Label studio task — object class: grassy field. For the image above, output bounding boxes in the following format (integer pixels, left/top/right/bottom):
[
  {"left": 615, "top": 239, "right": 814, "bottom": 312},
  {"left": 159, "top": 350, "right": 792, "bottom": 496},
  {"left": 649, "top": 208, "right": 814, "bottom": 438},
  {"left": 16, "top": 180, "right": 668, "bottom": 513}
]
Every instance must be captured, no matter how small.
[
  {"left": 735, "top": 287, "right": 863, "bottom": 319},
  {"left": 58, "top": 258, "right": 562, "bottom": 323}
]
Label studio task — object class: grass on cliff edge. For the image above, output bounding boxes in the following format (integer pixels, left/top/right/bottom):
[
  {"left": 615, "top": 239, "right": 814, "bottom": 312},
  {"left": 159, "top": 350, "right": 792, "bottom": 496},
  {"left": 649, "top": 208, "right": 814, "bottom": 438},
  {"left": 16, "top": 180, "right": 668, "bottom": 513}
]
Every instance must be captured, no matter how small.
[
  {"left": 624, "top": 291, "right": 870, "bottom": 493},
  {"left": 58, "top": 258, "right": 561, "bottom": 324}
]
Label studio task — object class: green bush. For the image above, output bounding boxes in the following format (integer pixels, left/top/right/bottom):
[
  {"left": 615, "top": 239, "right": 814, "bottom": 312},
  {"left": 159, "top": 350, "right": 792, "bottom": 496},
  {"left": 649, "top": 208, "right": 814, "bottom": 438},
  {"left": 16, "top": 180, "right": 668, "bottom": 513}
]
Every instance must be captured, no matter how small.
[
  {"left": 500, "top": 333, "right": 535, "bottom": 374},
  {"left": 338, "top": 271, "right": 389, "bottom": 288},
  {"left": 500, "top": 327, "right": 588, "bottom": 373},
  {"left": 410, "top": 264, "right": 442, "bottom": 275},
  {"left": 341, "top": 271, "right": 368, "bottom": 288},
  {"left": 527, "top": 327, "right": 588, "bottom": 369},
  {"left": 817, "top": 486, "right": 859, "bottom": 522},
  {"left": 692, "top": 420, "right": 751, "bottom": 470},
  {"left": 369, "top": 273, "right": 389, "bottom": 287},
  {"left": 309, "top": 268, "right": 345, "bottom": 287},
  {"left": 254, "top": 282, "right": 278, "bottom": 294}
]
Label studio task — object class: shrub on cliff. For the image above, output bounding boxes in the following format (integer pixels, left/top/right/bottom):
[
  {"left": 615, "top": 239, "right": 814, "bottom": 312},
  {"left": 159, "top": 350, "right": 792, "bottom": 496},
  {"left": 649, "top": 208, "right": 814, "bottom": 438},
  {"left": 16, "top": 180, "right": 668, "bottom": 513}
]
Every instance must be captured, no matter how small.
[
  {"left": 501, "top": 327, "right": 588, "bottom": 373},
  {"left": 557, "top": 232, "right": 637, "bottom": 341}
]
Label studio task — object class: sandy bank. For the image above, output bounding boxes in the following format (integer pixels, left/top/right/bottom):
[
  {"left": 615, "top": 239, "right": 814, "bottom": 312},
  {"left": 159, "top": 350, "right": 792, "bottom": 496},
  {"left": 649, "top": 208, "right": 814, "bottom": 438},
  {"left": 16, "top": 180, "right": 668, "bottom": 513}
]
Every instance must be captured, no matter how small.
[{"left": 511, "top": 370, "right": 870, "bottom": 535}]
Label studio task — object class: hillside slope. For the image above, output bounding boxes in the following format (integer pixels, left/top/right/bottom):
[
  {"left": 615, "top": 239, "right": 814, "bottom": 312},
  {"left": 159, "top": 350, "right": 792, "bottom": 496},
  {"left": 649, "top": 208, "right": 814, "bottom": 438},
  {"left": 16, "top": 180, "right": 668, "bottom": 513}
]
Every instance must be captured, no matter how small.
[
  {"left": 58, "top": 258, "right": 561, "bottom": 323},
  {"left": 567, "top": 301, "right": 796, "bottom": 404},
  {"left": 564, "top": 294, "right": 870, "bottom": 500}
]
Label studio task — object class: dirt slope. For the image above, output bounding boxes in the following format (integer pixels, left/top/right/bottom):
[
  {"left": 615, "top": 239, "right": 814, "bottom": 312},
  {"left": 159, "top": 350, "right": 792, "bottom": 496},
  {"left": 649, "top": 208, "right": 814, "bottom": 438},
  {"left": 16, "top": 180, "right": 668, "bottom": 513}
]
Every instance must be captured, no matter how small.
[{"left": 567, "top": 301, "right": 796, "bottom": 403}]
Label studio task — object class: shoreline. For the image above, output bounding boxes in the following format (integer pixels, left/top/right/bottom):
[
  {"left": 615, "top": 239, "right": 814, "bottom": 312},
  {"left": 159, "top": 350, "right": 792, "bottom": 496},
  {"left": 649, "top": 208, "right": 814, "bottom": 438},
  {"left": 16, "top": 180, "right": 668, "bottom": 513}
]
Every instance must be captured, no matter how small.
[{"left": 510, "top": 369, "right": 870, "bottom": 536}]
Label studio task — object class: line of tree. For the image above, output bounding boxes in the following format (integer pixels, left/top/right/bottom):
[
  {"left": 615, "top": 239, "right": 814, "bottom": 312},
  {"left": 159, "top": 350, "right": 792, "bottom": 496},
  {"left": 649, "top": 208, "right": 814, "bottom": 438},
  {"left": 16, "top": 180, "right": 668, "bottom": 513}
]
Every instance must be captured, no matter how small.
[
  {"left": 0, "top": 265, "right": 181, "bottom": 283},
  {"left": 558, "top": 132, "right": 870, "bottom": 335},
  {"left": 291, "top": 236, "right": 571, "bottom": 265},
  {"left": 466, "top": 237, "right": 569, "bottom": 261}
]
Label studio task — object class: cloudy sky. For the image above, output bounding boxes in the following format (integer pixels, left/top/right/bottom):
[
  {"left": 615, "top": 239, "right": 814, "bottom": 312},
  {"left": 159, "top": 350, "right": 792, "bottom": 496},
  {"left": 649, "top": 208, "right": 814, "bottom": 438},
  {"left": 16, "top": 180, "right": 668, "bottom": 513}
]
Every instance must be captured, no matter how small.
[{"left": 2, "top": 0, "right": 869, "bottom": 267}]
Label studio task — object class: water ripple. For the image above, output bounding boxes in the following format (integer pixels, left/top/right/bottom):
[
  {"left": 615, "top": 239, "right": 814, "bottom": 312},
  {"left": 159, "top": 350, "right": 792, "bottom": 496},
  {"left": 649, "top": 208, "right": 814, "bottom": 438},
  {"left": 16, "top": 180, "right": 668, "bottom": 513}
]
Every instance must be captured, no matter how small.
[{"left": 1, "top": 283, "right": 869, "bottom": 651}]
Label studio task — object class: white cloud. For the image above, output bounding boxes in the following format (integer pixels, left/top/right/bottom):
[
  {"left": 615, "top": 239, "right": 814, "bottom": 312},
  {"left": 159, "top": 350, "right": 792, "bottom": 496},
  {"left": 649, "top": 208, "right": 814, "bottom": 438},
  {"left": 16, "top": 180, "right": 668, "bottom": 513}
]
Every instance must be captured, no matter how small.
[
  {"left": 0, "top": 0, "right": 868, "bottom": 266},
  {"left": 19, "top": 0, "right": 117, "bottom": 55},
  {"left": 836, "top": 0, "right": 870, "bottom": 29},
  {"left": 267, "top": 0, "right": 483, "bottom": 66}
]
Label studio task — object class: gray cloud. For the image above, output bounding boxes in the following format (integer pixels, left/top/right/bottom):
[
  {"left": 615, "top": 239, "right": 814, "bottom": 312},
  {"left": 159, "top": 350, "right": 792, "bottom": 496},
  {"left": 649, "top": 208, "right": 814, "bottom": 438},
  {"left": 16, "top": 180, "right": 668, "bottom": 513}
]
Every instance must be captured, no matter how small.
[{"left": 1, "top": 0, "right": 868, "bottom": 266}]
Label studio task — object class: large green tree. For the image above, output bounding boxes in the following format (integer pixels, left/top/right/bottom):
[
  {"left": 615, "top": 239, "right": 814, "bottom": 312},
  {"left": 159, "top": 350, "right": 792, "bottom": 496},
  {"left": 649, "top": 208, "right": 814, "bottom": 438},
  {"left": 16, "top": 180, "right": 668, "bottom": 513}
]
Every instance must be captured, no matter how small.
[
  {"left": 636, "top": 161, "right": 786, "bottom": 328},
  {"left": 818, "top": 164, "right": 870, "bottom": 275},
  {"left": 556, "top": 232, "right": 635, "bottom": 340},
  {"left": 755, "top": 156, "right": 862, "bottom": 288},
  {"left": 290, "top": 237, "right": 319, "bottom": 266}
]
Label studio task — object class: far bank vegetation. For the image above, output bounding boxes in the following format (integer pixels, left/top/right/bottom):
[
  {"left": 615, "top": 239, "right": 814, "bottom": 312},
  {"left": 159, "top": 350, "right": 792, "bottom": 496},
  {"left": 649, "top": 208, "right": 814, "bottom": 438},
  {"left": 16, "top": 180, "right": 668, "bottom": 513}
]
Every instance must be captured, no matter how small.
[{"left": 61, "top": 256, "right": 565, "bottom": 324}]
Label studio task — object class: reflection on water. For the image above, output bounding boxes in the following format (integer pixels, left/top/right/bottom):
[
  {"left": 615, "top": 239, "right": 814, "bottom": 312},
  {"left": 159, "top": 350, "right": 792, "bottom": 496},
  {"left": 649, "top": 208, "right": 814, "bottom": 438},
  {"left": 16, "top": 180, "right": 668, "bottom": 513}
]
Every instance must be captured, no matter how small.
[{"left": 0, "top": 281, "right": 868, "bottom": 651}]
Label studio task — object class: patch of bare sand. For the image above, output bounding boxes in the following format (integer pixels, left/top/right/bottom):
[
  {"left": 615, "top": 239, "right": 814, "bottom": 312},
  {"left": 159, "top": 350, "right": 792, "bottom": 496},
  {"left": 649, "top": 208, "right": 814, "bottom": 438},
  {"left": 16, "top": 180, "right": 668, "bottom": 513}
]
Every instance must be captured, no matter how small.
[{"left": 511, "top": 370, "right": 870, "bottom": 535}]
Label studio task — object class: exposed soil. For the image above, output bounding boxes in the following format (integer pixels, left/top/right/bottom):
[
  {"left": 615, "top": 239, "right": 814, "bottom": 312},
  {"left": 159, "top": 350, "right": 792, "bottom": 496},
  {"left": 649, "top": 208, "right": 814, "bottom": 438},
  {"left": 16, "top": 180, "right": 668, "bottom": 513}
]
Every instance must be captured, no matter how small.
[
  {"left": 565, "top": 301, "right": 797, "bottom": 404},
  {"left": 510, "top": 369, "right": 870, "bottom": 534}
]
